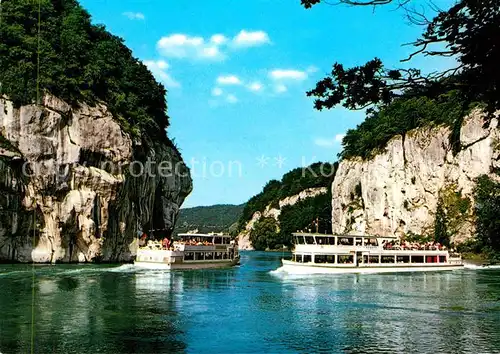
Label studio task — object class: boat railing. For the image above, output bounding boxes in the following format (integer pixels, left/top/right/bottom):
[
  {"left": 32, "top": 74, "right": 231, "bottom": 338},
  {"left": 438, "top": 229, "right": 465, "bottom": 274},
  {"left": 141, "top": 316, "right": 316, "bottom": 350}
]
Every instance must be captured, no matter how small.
[{"left": 382, "top": 245, "right": 447, "bottom": 251}]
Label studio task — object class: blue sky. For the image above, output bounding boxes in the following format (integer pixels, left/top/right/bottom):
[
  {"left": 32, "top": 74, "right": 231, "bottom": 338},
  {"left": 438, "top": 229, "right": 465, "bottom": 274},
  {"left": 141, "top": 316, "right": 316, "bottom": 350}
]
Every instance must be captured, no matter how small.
[{"left": 80, "top": 0, "right": 455, "bottom": 208}]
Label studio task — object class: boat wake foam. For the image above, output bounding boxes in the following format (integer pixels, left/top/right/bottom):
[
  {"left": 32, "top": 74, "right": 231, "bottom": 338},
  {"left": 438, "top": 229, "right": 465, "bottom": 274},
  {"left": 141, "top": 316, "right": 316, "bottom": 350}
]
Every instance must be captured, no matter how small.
[
  {"left": 463, "top": 263, "right": 500, "bottom": 270},
  {"left": 107, "top": 264, "right": 137, "bottom": 273}
]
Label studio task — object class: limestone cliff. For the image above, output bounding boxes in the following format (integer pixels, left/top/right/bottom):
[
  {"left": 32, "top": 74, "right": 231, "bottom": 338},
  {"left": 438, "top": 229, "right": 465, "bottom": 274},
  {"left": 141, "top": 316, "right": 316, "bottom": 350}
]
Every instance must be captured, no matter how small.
[
  {"left": 0, "top": 94, "right": 192, "bottom": 263},
  {"left": 332, "top": 109, "right": 499, "bottom": 244},
  {"left": 237, "top": 187, "right": 328, "bottom": 250}
]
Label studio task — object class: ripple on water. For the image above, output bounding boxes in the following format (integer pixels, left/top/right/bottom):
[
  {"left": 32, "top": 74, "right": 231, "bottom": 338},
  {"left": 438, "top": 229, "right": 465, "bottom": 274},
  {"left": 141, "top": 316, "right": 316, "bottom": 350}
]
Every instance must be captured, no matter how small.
[{"left": 0, "top": 253, "right": 500, "bottom": 354}]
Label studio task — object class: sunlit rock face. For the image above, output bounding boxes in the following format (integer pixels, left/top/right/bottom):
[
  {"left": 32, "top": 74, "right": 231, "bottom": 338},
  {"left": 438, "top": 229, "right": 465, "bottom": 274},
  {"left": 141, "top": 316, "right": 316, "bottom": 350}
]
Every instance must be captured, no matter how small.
[
  {"left": 331, "top": 109, "right": 499, "bottom": 244},
  {"left": 0, "top": 94, "right": 192, "bottom": 263},
  {"left": 237, "top": 187, "right": 328, "bottom": 250}
]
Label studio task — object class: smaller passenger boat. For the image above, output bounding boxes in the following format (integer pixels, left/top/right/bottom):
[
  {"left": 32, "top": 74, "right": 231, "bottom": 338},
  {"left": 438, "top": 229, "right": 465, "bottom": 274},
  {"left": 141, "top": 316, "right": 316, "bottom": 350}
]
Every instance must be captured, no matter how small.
[
  {"left": 134, "top": 233, "right": 240, "bottom": 270},
  {"left": 281, "top": 233, "right": 464, "bottom": 274}
]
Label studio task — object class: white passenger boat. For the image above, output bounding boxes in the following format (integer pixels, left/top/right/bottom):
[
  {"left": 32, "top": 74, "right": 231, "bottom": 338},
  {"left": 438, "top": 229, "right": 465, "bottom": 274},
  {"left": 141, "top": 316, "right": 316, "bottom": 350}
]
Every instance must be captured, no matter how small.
[
  {"left": 134, "top": 233, "right": 240, "bottom": 270},
  {"left": 281, "top": 233, "right": 464, "bottom": 274}
]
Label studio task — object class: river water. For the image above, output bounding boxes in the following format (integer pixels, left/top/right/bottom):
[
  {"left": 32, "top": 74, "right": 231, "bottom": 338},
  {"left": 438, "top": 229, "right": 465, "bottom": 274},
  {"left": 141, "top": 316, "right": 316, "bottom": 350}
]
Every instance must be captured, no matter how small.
[{"left": 1, "top": 251, "right": 499, "bottom": 354}]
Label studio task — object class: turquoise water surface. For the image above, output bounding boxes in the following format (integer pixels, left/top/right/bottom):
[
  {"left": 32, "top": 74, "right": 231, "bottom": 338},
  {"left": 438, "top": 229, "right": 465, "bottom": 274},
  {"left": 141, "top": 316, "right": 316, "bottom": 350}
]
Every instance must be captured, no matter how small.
[{"left": 1, "top": 251, "right": 500, "bottom": 354}]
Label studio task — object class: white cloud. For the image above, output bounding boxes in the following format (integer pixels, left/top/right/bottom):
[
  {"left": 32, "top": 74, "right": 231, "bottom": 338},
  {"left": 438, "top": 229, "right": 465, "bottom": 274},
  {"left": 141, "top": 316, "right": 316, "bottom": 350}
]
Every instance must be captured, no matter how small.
[
  {"left": 232, "top": 30, "right": 270, "bottom": 47},
  {"left": 226, "top": 94, "right": 238, "bottom": 104},
  {"left": 275, "top": 84, "right": 287, "bottom": 93},
  {"left": 123, "top": 12, "right": 145, "bottom": 20},
  {"left": 270, "top": 69, "right": 308, "bottom": 81},
  {"left": 143, "top": 60, "right": 180, "bottom": 88},
  {"left": 212, "top": 87, "right": 223, "bottom": 96},
  {"left": 314, "top": 134, "right": 345, "bottom": 147},
  {"left": 210, "top": 34, "right": 228, "bottom": 45},
  {"left": 200, "top": 46, "right": 222, "bottom": 58},
  {"left": 247, "top": 82, "right": 263, "bottom": 92},
  {"left": 156, "top": 30, "right": 270, "bottom": 61},
  {"left": 217, "top": 75, "right": 242, "bottom": 85},
  {"left": 157, "top": 34, "right": 224, "bottom": 60},
  {"left": 306, "top": 65, "right": 319, "bottom": 74}
]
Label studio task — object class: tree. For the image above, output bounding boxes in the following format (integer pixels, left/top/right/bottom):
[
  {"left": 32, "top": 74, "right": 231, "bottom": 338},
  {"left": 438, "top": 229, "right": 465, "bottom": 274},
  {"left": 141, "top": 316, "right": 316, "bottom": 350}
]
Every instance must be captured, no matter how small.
[
  {"left": 279, "top": 192, "right": 332, "bottom": 246},
  {"left": 474, "top": 175, "right": 500, "bottom": 255},
  {"left": 249, "top": 217, "right": 279, "bottom": 251},
  {"left": 301, "top": 0, "right": 500, "bottom": 116},
  {"left": 0, "top": 0, "right": 170, "bottom": 140}
]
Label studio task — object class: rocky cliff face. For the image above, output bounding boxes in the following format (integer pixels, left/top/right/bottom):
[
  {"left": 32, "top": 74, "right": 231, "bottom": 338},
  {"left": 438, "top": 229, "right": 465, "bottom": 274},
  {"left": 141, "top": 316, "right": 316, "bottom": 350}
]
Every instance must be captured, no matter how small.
[
  {"left": 237, "top": 187, "right": 328, "bottom": 250},
  {"left": 332, "top": 109, "right": 499, "bottom": 244},
  {"left": 0, "top": 95, "right": 192, "bottom": 263}
]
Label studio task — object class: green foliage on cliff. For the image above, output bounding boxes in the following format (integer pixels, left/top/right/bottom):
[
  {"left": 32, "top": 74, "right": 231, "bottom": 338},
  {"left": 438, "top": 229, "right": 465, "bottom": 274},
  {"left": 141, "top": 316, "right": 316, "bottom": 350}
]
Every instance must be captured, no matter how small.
[
  {"left": 238, "top": 162, "right": 337, "bottom": 228},
  {"left": 173, "top": 204, "right": 244, "bottom": 236},
  {"left": 247, "top": 191, "right": 333, "bottom": 250},
  {"left": 434, "top": 186, "right": 472, "bottom": 247},
  {"left": 340, "top": 91, "right": 474, "bottom": 159},
  {"left": 464, "top": 175, "right": 500, "bottom": 261},
  {"left": 249, "top": 217, "right": 279, "bottom": 251},
  {"left": 0, "top": 0, "right": 169, "bottom": 139},
  {"left": 278, "top": 191, "right": 332, "bottom": 246}
]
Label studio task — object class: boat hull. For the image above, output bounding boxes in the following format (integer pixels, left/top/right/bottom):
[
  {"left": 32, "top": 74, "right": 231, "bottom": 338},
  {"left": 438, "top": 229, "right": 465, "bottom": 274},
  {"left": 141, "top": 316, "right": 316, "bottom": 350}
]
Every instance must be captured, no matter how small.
[
  {"left": 134, "top": 258, "right": 240, "bottom": 270},
  {"left": 280, "top": 260, "right": 464, "bottom": 274}
]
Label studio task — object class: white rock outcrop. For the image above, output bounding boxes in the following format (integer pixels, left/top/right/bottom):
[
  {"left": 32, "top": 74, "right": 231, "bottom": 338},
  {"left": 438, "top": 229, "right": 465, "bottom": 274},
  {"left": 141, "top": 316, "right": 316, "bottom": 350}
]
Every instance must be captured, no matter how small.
[
  {"left": 0, "top": 95, "right": 192, "bottom": 262},
  {"left": 331, "top": 109, "right": 499, "bottom": 244}
]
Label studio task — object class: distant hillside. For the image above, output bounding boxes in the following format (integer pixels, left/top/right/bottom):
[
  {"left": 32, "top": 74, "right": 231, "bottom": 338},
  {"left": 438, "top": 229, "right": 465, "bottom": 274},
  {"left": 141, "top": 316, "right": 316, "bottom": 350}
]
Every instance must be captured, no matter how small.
[
  {"left": 173, "top": 204, "right": 245, "bottom": 236},
  {"left": 237, "top": 162, "right": 338, "bottom": 250}
]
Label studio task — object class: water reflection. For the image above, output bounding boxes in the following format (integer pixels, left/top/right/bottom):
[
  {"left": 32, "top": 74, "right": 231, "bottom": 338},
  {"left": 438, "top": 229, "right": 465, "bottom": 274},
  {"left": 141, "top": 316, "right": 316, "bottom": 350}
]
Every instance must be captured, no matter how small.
[
  {"left": 0, "top": 266, "right": 187, "bottom": 354},
  {"left": 274, "top": 269, "right": 500, "bottom": 354},
  {"left": 1, "top": 255, "right": 500, "bottom": 354}
]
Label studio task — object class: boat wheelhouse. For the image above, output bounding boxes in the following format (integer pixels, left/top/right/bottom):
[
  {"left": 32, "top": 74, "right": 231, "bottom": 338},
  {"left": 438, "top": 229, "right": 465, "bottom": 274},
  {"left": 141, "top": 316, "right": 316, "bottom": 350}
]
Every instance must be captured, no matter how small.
[
  {"left": 134, "top": 233, "right": 240, "bottom": 270},
  {"left": 281, "top": 233, "right": 464, "bottom": 274}
]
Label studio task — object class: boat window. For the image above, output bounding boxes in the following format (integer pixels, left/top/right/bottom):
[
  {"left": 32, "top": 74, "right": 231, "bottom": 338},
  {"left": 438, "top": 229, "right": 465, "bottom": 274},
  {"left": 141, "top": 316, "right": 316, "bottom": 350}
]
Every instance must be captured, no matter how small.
[
  {"left": 184, "top": 252, "right": 194, "bottom": 261},
  {"left": 215, "top": 252, "right": 222, "bottom": 260},
  {"left": 205, "top": 252, "right": 214, "bottom": 260},
  {"left": 316, "top": 237, "right": 328, "bottom": 245},
  {"left": 222, "top": 252, "right": 228, "bottom": 259},
  {"left": 223, "top": 238, "right": 229, "bottom": 244},
  {"left": 338, "top": 255, "right": 354, "bottom": 264},
  {"left": 328, "top": 237, "right": 336, "bottom": 245},
  {"left": 397, "top": 256, "right": 410, "bottom": 263},
  {"left": 355, "top": 238, "right": 362, "bottom": 246},
  {"left": 294, "top": 254, "right": 303, "bottom": 262},
  {"left": 314, "top": 255, "right": 326, "bottom": 263},
  {"left": 214, "top": 237, "right": 222, "bottom": 244},
  {"left": 304, "top": 236, "right": 315, "bottom": 245},
  {"left": 381, "top": 255, "right": 395, "bottom": 263},
  {"left": 439, "top": 255, "right": 446, "bottom": 263},
  {"left": 363, "top": 255, "right": 369, "bottom": 263},
  {"left": 195, "top": 252, "right": 205, "bottom": 261},
  {"left": 426, "top": 256, "right": 437, "bottom": 263},
  {"left": 303, "top": 254, "right": 312, "bottom": 263},
  {"left": 369, "top": 255, "right": 380, "bottom": 263},
  {"left": 338, "top": 238, "right": 354, "bottom": 246},
  {"left": 411, "top": 255, "right": 424, "bottom": 263},
  {"left": 295, "top": 236, "right": 305, "bottom": 244},
  {"left": 328, "top": 255, "right": 334, "bottom": 262},
  {"left": 364, "top": 238, "right": 378, "bottom": 246}
]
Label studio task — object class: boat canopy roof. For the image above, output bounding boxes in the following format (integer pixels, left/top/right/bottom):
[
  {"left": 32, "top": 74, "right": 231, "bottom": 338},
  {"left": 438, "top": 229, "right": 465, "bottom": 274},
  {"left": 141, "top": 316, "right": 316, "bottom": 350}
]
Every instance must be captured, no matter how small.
[
  {"left": 177, "top": 233, "right": 232, "bottom": 239},
  {"left": 292, "top": 232, "right": 397, "bottom": 239}
]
